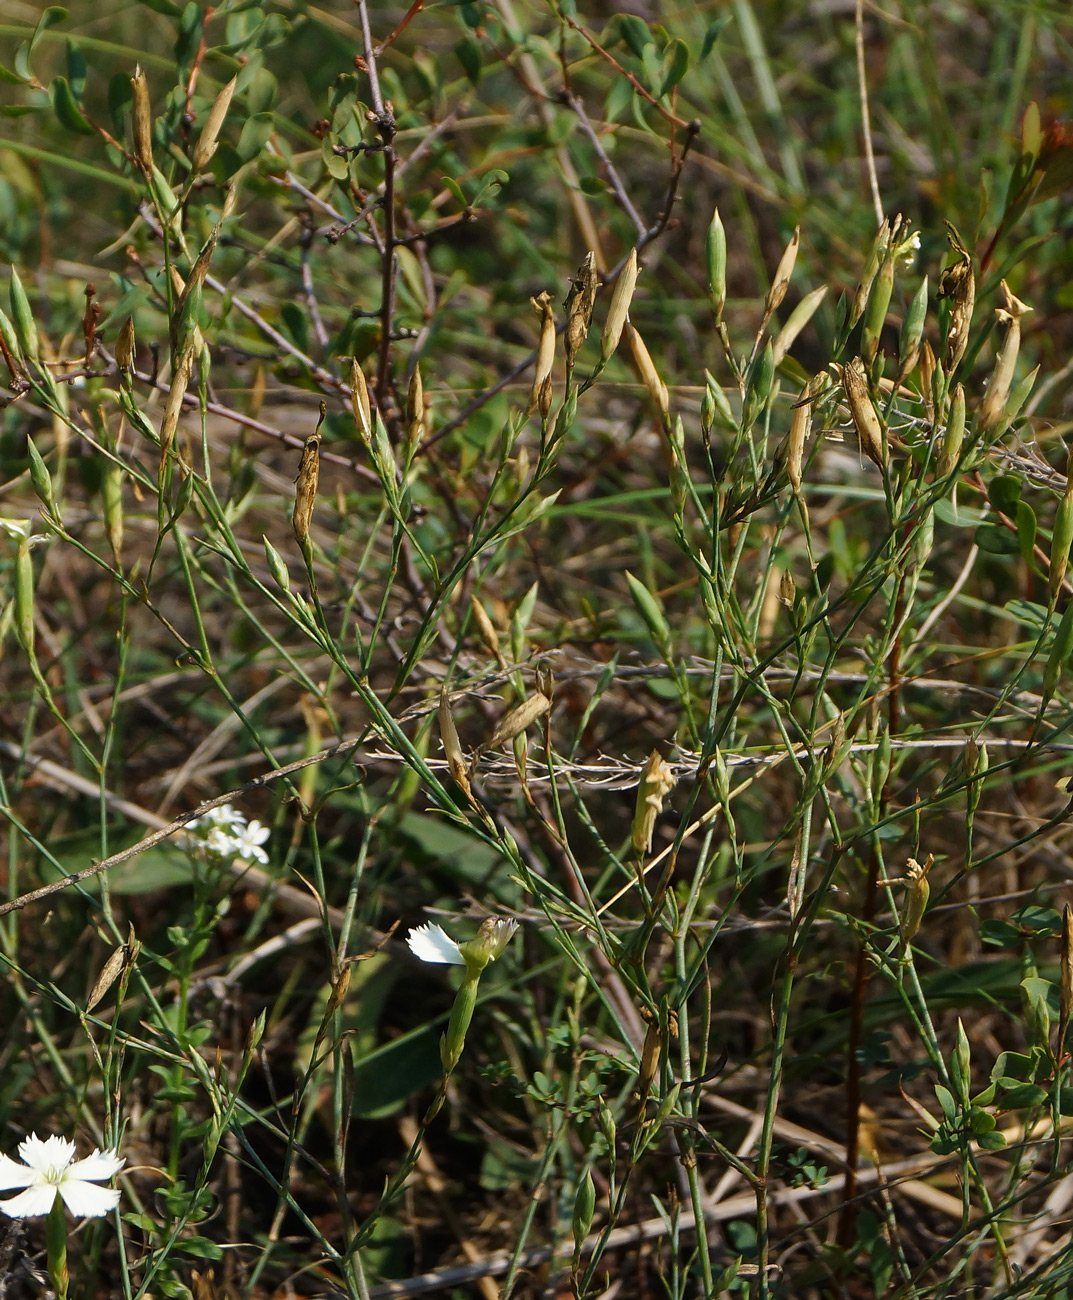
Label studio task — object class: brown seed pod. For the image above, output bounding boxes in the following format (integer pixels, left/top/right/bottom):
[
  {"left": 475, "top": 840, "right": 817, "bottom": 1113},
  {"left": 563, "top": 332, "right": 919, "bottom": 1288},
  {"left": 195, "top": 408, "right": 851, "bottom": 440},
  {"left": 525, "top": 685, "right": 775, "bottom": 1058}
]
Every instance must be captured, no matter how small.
[
  {"left": 839, "top": 358, "right": 887, "bottom": 469},
  {"left": 293, "top": 402, "right": 326, "bottom": 546},
  {"left": 131, "top": 65, "right": 153, "bottom": 174},
  {"left": 937, "top": 223, "right": 976, "bottom": 374},
  {"left": 564, "top": 251, "right": 599, "bottom": 370}
]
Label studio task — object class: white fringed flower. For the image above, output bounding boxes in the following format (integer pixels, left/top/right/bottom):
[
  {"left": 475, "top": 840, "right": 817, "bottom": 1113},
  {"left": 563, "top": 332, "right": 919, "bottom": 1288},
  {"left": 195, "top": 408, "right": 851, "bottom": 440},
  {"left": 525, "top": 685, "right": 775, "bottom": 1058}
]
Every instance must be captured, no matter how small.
[
  {"left": 0, "top": 1134, "right": 123, "bottom": 1219},
  {"left": 407, "top": 918, "right": 518, "bottom": 973},
  {"left": 407, "top": 922, "right": 466, "bottom": 966}
]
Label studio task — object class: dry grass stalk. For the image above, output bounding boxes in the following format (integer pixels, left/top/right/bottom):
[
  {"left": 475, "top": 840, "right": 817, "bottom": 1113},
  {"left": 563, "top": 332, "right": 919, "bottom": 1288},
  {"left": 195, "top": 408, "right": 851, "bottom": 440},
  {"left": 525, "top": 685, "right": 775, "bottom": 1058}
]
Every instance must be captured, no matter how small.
[{"left": 292, "top": 401, "right": 325, "bottom": 546}]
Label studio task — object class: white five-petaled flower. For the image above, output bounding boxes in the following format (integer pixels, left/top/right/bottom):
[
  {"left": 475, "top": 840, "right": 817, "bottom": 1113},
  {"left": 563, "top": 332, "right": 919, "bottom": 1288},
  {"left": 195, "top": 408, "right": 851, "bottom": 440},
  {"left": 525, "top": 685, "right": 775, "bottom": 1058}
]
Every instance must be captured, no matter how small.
[
  {"left": 189, "top": 805, "right": 271, "bottom": 865},
  {"left": 230, "top": 819, "right": 270, "bottom": 864},
  {"left": 0, "top": 1134, "right": 123, "bottom": 1219}
]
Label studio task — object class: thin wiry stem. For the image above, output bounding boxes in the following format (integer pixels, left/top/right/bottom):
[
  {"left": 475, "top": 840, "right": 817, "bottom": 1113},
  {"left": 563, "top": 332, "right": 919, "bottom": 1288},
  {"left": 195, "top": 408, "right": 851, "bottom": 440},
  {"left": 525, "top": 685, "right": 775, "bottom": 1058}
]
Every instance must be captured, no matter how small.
[{"left": 856, "top": 0, "right": 885, "bottom": 227}]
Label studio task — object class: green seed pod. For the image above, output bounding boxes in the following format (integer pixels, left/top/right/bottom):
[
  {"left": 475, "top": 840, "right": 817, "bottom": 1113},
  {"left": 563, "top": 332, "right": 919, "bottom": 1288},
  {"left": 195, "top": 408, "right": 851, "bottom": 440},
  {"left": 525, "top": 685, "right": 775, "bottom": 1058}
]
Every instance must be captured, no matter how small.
[
  {"left": 103, "top": 462, "right": 123, "bottom": 564},
  {"left": 952, "top": 1017, "right": 971, "bottom": 1103},
  {"left": 1042, "top": 598, "right": 1073, "bottom": 707},
  {"left": 14, "top": 535, "right": 34, "bottom": 656},
  {"left": 706, "top": 209, "right": 727, "bottom": 322},
  {"left": 571, "top": 1171, "right": 596, "bottom": 1257},
  {"left": 937, "top": 384, "right": 966, "bottom": 479},
  {"left": 702, "top": 370, "right": 735, "bottom": 433},
  {"left": 263, "top": 537, "right": 291, "bottom": 593},
  {"left": 1050, "top": 479, "right": 1073, "bottom": 603},
  {"left": 625, "top": 570, "right": 672, "bottom": 659},
  {"left": 964, "top": 736, "right": 987, "bottom": 825},
  {"left": 440, "top": 972, "right": 480, "bottom": 1074},
  {"left": 862, "top": 251, "right": 894, "bottom": 363},
  {"left": 897, "top": 275, "right": 929, "bottom": 380},
  {"left": 741, "top": 341, "right": 774, "bottom": 432},
  {"left": 849, "top": 217, "right": 891, "bottom": 329},
  {"left": 598, "top": 1101, "right": 617, "bottom": 1154},
  {"left": 25, "top": 438, "right": 55, "bottom": 518},
  {"left": 8, "top": 267, "right": 38, "bottom": 363}
]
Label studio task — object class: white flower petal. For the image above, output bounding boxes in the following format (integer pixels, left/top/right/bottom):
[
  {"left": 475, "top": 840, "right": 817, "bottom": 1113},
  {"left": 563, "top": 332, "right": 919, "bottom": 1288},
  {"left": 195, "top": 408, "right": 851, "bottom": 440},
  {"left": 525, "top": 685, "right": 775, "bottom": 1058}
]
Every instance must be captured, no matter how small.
[
  {"left": 19, "top": 1134, "right": 75, "bottom": 1172},
  {"left": 0, "top": 1185, "right": 56, "bottom": 1218},
  {"left": 0, "top": 1154, "right": 33, "bottom": 1191},
  {"left": 406, "top": 923, "right": 465, "bottom": 965},
  {"left": 58, "top": 1180, "right": 120, "bottom": 1218},
  {"left": 67, "top": 1149, "right": 124, "bottom": 1183}
]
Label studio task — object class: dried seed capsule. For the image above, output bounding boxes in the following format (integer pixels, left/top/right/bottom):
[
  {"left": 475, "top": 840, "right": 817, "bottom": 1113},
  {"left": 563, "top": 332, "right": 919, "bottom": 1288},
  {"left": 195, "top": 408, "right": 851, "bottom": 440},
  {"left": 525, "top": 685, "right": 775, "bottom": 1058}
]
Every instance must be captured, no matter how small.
[
  {"left": 900, "top": 853, "right": 933, "bottom": 949},
  {"left": 115, "top": 317, "right": 136, "bottom": 375},
  {"left": 631, "top": 749, "right": 676, "bottom": 854},
  {"left": 839, "top": 358, "right": 887, "bottom": 469},
  {"left": 978, "top": 280, "right": 1032, "bottom": 432},
  {"left": 486, "top": 690, "right": 551, "bottom": 749},
  {"left": 783, "top": 379, "right": 816, "bottom": 493},
  {"left": 765, "top": 225, "right": 800, "bottom": 317},
  {"left": 564, "top": 251, "right": 599, "bottom": 370},
  {"left": 350, "top": 358, "right": 371, "bottom": 441},
  {"left": 131, "top": 65, "right": 153, "bottom": 174},
  {"left": 528, "top": 290, "right": 556, "bottom": 419},
  {"left": 438, "top": 685, "right": 471, "bottom": 797},
  {"left": 938, "top": 223, "right": 976, "bottom": 374},
  {"left": 601, "top": 247, "right": 638, "bottom": 361},
  {"left": 292, "top": 402, "right": 325, "bottom": 546},
  {"left": 192, "top": 76, "right": 236, "bottom": 171},
  {"left": 625, "top": 324, "right": 669, "bottom": 421}
]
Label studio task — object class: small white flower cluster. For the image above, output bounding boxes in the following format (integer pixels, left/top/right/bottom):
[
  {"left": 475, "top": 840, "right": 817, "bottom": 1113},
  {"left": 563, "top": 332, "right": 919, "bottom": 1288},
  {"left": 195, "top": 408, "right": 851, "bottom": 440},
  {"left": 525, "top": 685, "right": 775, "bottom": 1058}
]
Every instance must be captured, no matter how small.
[
  {"left": 187, "top": 805, "right": 270, "bottom": 865},
  {"left": 0, "top": 1134, "right": 123, "bottom": 1219}
]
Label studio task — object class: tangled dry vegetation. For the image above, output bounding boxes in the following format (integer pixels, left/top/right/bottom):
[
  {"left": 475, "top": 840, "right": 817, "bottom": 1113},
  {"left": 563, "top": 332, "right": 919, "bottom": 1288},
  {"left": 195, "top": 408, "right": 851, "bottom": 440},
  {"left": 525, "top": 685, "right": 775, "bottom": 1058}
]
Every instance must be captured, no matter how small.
[{"left": 1, "top": 2, "right": 1073, "bottom": 1298}]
